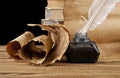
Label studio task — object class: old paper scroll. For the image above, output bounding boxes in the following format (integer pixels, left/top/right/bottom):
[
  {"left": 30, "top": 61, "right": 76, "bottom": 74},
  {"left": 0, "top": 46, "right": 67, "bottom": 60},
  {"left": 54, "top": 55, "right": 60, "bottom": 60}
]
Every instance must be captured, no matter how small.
[
  {"left": 64, "top": 0, "right": 120, "bottom": 62},
  {"left": 6, "top": 24, "right": 70, "bottom": 65}
]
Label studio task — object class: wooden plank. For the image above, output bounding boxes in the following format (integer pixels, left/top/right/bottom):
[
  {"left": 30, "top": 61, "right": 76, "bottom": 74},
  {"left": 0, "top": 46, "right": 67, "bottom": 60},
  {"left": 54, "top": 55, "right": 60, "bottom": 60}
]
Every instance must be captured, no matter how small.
[
  {"left": 0, "top": 44, "right": 120, "bottom": 78},
  {"left": 0, "top": 51, "right": 9, "bottom": 58},
  {"left": 0, "top": 45, "right": 6, "bottom": 52},
  {"left": 0, "top": 74, "right": 120, "bottom": 78},
  {"left": 0, "top": 63, "right": 120, "bottom": 78},
  {"left": 0, "top": 63, "right": 120, "bottom": 73},
  {"left": 0, "top": 47, "right": 120, "bottom": 78}
]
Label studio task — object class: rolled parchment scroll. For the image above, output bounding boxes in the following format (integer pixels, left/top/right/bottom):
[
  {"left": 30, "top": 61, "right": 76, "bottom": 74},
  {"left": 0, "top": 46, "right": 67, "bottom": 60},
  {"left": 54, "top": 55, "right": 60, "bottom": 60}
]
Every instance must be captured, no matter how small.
[{"left": 6, "top": 24, "right": 70, "bottom": 65}]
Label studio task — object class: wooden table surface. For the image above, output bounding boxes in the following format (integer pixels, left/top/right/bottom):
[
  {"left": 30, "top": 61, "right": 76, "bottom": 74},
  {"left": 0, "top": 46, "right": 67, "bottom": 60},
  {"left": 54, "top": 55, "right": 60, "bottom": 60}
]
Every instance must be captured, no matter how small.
[{"left": 0, "top": 45, "right": 120, "bottom": 78}]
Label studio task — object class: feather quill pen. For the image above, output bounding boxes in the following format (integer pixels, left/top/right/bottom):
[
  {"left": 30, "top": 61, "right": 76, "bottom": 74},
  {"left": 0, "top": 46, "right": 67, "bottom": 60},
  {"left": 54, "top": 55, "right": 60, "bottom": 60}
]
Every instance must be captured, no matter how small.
[
  {"left": 78, "top": 0, "right": 120, "bottom": 36},
  {"left": 66, "top": 0, "right": 120, "bottom": 63}
]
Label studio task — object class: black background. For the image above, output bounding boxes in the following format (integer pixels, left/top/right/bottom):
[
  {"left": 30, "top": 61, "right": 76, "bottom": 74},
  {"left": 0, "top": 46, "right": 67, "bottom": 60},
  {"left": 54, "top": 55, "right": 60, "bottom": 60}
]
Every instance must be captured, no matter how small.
[{"left": 0, "top": 0, "right": 48, "bottom": 44}]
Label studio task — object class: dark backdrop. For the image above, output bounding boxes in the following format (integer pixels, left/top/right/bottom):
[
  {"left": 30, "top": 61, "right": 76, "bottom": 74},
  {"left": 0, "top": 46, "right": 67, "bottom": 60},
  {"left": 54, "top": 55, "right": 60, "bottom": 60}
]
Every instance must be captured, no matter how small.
[{"left": 0, "top": 0, "right": 48, "bottom": 44}]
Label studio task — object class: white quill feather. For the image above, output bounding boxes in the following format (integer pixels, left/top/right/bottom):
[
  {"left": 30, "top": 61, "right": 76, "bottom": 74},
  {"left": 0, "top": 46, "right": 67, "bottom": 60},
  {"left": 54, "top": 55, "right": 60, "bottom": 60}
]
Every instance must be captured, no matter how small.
[{"left": 79, "top": 0, "right": 120, "bottom": 36}]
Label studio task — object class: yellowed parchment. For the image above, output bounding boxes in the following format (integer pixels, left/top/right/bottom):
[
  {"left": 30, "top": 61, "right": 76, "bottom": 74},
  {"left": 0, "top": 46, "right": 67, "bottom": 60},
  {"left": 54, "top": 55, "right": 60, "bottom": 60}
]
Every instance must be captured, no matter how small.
[
  {"left": 6, "top": 24, "right": 70, "bottom": 65},
  {"left": 64, "top": 0, "right": 120, "bottom": 62}
]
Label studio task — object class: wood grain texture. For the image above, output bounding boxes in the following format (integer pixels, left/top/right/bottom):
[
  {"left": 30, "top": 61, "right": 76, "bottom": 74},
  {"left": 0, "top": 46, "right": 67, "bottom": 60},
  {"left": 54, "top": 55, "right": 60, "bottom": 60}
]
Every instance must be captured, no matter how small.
[{"left": 0, "top": 45, "right": 120, "bottom": 78}]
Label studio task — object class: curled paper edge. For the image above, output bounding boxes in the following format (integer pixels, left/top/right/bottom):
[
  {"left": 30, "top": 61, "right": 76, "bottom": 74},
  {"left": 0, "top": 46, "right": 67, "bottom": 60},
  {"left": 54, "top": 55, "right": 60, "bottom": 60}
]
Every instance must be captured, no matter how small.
[
  {"left": 6, "top": 31, "right": 35, "bottom": 59},
  {"left": 29, "top": 24, "right": 70, "bottom": 65},
  {"left": 18, "top": 35, "right": 53, "bottom": 65},
  {"left": 6, "top": 24, "right": 70, "bottom": 65}
]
